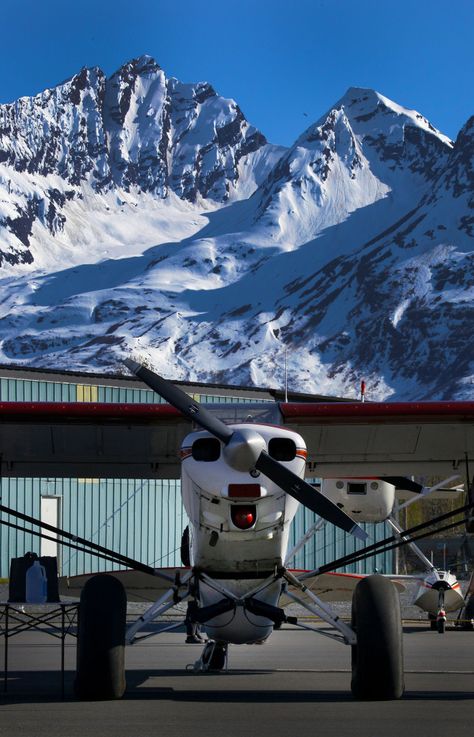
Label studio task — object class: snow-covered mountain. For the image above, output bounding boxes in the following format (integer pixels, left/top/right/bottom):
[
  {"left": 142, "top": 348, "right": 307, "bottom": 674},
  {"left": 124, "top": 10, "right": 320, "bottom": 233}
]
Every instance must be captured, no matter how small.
[
  {"left": 254, "top": 87, "right": 452, "bottom": 247},
  {"left": 0, "top": 61, "right": 472, "bottom": 401},
  {"left": 0, "top": 55, "right": 283, "bottom": 269}
]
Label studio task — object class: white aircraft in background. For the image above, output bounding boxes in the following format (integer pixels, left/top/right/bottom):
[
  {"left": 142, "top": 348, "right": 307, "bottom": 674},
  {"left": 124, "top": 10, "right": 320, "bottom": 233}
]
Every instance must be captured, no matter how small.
[{"left": 0, "top": 359, "right": 473, "bottom": 702}]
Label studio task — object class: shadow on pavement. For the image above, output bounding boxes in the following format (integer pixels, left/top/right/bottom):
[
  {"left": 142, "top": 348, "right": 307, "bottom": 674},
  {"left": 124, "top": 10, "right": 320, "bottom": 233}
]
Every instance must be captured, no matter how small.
[{"left": 1, "top": 669, "right": 473, "bottom": 704}]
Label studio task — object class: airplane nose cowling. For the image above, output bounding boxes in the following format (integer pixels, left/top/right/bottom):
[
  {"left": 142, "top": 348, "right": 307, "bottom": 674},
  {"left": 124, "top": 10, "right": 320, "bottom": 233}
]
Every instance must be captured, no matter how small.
[{"left": 223, "top": 429, "right": 266, "bottom": 472}]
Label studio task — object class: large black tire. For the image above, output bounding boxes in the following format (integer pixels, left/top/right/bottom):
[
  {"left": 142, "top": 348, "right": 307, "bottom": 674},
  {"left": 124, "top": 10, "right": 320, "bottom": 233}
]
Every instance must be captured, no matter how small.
[
  {"left": 351, "top": 575, "right": 404, "bottom": 700},
  {"left": 75, "top": 574, "right": 127, "bottom": 700}
]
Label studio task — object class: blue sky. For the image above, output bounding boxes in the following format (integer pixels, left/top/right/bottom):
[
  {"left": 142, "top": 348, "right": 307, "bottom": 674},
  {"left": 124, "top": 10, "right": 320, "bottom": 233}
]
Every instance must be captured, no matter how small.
[{"left": 1, "top": 0, "right": 473, "bottom": 146}]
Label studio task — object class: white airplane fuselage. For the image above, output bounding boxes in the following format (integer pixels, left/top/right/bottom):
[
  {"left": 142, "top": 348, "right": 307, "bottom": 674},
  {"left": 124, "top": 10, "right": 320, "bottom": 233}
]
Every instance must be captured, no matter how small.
[
  {"left": 180, "top": 423, "right": 306, "bottom": 643},
  {"left": 413, "top": 570, "right": 464, "bottom": 615}
]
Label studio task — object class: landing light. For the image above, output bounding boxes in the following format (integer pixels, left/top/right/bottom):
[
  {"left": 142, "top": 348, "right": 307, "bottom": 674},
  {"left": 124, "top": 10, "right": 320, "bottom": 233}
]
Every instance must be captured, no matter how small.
[{"left": 231, "top": 505, "right": 256, "bottom": 530}]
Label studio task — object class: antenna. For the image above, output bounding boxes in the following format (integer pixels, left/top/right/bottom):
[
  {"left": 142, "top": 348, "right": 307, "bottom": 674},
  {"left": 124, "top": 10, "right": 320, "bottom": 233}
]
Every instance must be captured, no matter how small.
[
  {"left": 360, "top": 380, "right": 366, "bottom": 402},
  {"left": 284, "top": 346, "right": 288, "bottom": 403}
]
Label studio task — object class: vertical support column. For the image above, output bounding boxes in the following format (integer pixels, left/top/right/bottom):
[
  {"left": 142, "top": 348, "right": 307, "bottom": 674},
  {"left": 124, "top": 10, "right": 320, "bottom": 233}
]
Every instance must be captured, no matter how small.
[
  {"left": 4, "top": 605, "right": 8, "bottom": 693},
  {"left": 61, "top": 605, "right": 65, "bottom": 700}
]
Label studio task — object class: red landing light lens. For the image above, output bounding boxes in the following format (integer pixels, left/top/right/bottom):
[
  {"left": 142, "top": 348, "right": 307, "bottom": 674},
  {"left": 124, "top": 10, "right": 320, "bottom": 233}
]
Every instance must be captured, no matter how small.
[{"left": 231, "top": 505, "right": 256, "bottom": 530}]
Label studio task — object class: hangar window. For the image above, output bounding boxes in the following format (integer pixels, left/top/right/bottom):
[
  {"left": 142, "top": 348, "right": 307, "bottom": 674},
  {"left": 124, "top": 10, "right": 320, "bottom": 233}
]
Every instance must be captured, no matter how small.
[
  {"left": 268, "top": 437, "right": 296, "bottom": 461},
  {"left": 192, "top": 438, "right": 221, "bottom": 462}
]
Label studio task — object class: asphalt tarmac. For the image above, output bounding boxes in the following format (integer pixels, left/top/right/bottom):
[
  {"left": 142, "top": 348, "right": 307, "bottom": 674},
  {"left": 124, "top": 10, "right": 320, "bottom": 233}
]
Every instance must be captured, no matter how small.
[{"left": 0, "top": 622, "right": 473, "bottom": 737}]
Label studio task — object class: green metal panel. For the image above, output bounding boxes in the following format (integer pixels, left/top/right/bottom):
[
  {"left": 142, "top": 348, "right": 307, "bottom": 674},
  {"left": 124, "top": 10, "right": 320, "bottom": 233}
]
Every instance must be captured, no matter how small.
[
  {"left": 194, "top": 393, "right": 272, "bottom": 405},
  {"left": 0, "top": 377, "right": 77, "bottom": 402},
  {"left": 97, "top": 385, "right": 163, "bottom": 403},
  {"left": 0, "top": 478, "right": 42, "bottom": 570}
]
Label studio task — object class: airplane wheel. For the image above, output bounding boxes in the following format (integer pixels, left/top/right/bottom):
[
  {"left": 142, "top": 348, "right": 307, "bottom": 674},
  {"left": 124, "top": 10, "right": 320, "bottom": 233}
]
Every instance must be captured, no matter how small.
[
  {"left": 437, "top": 618, "right": 446, "bottom": 634},
  {"left": 351, "top": 575, "right": 404, "bottom": 700},
  {"left": 75, "top": 574, "right": 127, "bottom": 700},
  {"left": 202, "top": 640, "right": 227, "bottom": 671},
  {"left": 429, "top": 615, "right": 437, "bottom": 631}
]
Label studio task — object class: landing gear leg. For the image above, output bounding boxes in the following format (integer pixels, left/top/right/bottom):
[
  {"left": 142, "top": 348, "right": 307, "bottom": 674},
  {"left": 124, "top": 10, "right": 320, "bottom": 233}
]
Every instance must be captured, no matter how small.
[
  {"left": 192, "top": 640, "right": 228, "bottom": 672},
  {"left": 436, "top": 589, "right": 446, "bottom": 634},
  {"left": 351, "top": 575, "right": 404, "bottom": 700}
]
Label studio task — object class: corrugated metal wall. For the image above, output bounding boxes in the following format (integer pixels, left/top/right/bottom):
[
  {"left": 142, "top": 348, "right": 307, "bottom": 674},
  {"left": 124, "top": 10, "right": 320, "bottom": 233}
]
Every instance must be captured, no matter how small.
[
  {"left": 0, "top": 376, "right": 272, "bottom": 405},
  {"left": 1, "top": 376, "right": 77, "bottom": 402},
  {"left": 288, "top": 505, "right": 392, "bottom": 574},
  {"left": 0, "top": 477, "right": 186, "bottom": 577}
]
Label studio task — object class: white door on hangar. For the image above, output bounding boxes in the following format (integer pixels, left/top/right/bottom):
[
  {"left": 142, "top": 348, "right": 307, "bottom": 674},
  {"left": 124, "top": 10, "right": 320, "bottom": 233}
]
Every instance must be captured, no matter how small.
[{"left": 40, "top": 496, "right": 60, "bottom": 564}]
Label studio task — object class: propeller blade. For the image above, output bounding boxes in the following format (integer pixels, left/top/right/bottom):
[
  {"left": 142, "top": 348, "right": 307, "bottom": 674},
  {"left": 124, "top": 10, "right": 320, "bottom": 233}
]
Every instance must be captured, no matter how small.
[
  {"left": 255, "top": 451, "right": 368, "bottom": 541},
  {"left": 383, "top": 476, "right": 423, "bottom": 494},
  {"left": 123, "top": 359, "right": 234, "bottom": 444}
]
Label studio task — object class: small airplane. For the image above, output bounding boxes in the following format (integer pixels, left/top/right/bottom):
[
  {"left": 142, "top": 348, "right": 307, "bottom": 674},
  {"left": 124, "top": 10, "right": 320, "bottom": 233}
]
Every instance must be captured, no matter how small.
[{"left": 0, "top": 359, "right": 473, "bottom": 701}]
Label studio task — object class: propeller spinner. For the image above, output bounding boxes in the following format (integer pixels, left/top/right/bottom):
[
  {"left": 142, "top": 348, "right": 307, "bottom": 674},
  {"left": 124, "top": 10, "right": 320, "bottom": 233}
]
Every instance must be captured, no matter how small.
[{"left": 124, "top": 359, "right": 368, "bottom": 541}]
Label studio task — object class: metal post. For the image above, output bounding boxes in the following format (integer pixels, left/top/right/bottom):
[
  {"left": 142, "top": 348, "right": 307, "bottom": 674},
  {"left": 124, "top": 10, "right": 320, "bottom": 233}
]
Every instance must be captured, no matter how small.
[
  {"left": 61, "top": 605, "right": 65, "bottom": 700},
  {"left": 4, "top": 605, "right": 8, "bottom": 693}
]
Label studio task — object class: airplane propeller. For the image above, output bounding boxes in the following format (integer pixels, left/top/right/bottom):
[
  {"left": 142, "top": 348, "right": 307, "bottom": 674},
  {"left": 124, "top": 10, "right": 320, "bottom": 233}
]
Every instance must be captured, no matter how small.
[{"left": 124, "top": 359, "right": 368, "bottom": 541}]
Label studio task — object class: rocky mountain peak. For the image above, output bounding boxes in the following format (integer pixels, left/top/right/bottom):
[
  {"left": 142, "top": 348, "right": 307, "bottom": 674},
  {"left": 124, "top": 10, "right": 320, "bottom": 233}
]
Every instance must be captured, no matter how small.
[
  {"left": 254, "top": 86, "right": 453, "bottom": 245},
  {"left": 0, "top": 64, "right": 107, "bottom": 179},
  {"left": 0, "top": 54, "right": 272, "bottom": 201},
  {"left": 67, "top": 65, "right": 105, "bottom": 102},
  {"left": 117, "top": 54, "right": 162, "bottom": 75},
  {"left": 339, "top": 86, "right": 451, "bottom": 138},
  {"left": 0, "top": 57, "right": 280, "bottom": 266}
]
